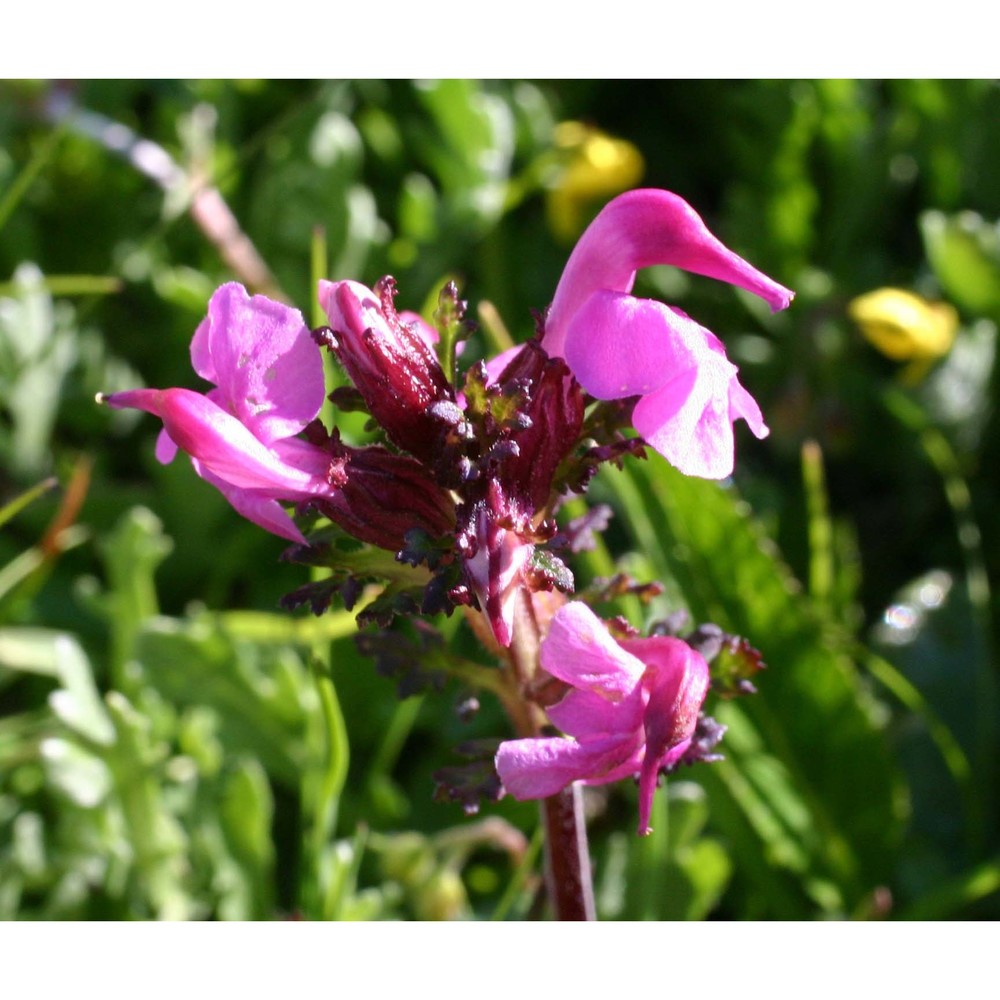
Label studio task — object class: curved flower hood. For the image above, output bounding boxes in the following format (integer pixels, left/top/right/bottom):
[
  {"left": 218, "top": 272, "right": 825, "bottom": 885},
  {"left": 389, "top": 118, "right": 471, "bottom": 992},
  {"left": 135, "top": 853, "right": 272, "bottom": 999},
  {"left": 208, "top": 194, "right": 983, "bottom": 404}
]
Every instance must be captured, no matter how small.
[{"left": 541, "top": 188, "right": 793, "bottom": 479}]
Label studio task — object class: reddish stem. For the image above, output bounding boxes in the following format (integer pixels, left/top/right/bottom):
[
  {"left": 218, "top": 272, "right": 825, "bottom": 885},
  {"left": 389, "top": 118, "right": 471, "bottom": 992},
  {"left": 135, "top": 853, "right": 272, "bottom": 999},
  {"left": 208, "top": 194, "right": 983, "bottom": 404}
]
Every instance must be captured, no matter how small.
[
  {"left": 541, "top": 784, "right": 596, "bottom": 921},
  {"left": 502, "top": 592, "right": 597, "bottom": 920}
]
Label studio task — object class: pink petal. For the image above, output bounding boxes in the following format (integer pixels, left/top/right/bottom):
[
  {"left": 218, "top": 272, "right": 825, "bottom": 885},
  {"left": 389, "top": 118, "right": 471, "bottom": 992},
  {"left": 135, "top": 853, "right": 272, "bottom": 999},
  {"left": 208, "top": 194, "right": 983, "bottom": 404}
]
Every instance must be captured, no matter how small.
[
  {"left": 637, "top": 755, "right": 662, "bottom": 836},
  {"left": 633, "top": 367, "right": 737, "bottom": 479},
  {"left": 317, "top": 279, "right": 388, "bottom": 374},
  {"left": 563, "top": 291, "right": 698, "bottom": 400},
  {"left": 190, "top": 315, "right": 216, "bottom": 383},
  {"left": 465, "top": 508, "right": 533, "bottom": 648},
  {"left": 495, "top": 732, "right": 638, "bottom": 801},
  {"left": 200, "top": 283, "right": 325, "bottom": 445},
  {"left": 582, "top": 749, "right": 646, "bottom": 788},
  {"left": 482, "top": 344, "right": 526, "bottom": 386},
  {"left": 625, "top": 635, "right": 710, "bottom": 834},
  {"left": 544, "top": 189, "right": 794, "bottom": 357},
  {"left": 546, "top": 684, "right": 645, "bottom": 741},
  {"left": 629, "top": 636, "right": 710, "bottom": 761},
  {"left": 729, "top": 377, "right": 769, "bottom": 440},
  {"left": 196, "top": 466, "right": 306, "bottom": 543},
  {"left": 104, "top": 388, "right": 328, "bottom": 496},
  {"left": 540, "top": 602, "right": 645, "bottom": 700},
  {"left": 155, "top": 427, "right": 178, "bottom": 464},
  {"left": 626, "top": 312, "right": 750, "bottom": 479}
]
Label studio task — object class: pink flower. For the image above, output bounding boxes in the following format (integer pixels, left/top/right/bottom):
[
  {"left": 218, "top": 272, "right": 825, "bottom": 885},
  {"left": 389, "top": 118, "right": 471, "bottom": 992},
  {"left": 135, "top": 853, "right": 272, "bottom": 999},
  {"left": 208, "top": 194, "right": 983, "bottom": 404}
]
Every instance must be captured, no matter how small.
[
  {"left": 541, "top": 189, "right": 793, "bottom": 479},
  {"left": 100, "top": 283, "right": 329, "bottom": 543},
  {"left": 494, "top": 601, "right": 710, "bottom": 835}
]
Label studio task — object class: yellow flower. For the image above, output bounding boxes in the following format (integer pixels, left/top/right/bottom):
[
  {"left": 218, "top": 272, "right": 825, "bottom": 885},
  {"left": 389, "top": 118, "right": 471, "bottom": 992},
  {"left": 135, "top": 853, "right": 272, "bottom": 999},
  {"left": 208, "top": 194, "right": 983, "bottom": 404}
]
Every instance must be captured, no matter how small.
[
  {"left": 849, "top": 288, "right": 958, "bottom": 382},
  {"left": 546, "top": 122, "right": 645, "bottom": 242}
]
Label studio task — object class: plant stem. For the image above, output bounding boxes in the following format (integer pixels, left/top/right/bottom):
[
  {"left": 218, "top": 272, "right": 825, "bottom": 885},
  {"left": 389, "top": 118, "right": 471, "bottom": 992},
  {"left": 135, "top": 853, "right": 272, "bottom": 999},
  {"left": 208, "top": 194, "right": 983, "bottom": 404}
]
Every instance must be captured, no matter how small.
[
  {"left": 541, "top": 784, "right": 596, "bottom": 920},
  {"left": 502, "top": 589, "right": 597, "bottom": 920}
]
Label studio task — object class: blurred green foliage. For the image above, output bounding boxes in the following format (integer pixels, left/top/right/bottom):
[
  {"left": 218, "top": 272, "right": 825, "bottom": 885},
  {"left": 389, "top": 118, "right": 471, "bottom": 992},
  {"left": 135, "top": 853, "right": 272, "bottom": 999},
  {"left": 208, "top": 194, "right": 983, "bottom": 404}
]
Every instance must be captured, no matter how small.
[{"left": 2, "top": 79, "right": 999, "bottom": 920}]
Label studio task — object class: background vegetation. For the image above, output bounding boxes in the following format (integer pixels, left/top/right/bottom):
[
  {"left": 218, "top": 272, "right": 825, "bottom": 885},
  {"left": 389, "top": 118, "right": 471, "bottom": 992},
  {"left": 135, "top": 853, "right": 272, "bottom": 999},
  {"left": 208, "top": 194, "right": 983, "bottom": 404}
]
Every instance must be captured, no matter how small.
[{"left": 2, "top": 79, "right": 999, "bottom": 920}]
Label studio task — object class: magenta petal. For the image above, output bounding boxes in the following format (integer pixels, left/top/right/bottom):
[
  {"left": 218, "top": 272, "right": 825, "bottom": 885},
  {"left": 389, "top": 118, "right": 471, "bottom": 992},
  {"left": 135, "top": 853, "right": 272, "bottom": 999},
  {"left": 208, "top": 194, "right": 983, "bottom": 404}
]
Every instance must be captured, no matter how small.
[
  {"left": 546, "top": 684, "right": 644, "bottom": 741},
  {"left": 729, "top": 377, "right": 769, "bottom": 440},
  {"left": 155, "top": 428, "right": 178, "bottom": 464},
  {"left": 465, "top": 507, "right": 533, "bottom": 648},
  {"left": 495, "top": 733, "right": 637, "bottom": 801},
  {"left": 104, "top": 388, "right": 327, "bottom": 495},
  {"left": 317, "top": 279, "right": 386, "bottom": 363},
  {"left": 544, "top": 189, "right": 794, "bottom": 357},
  {"left": 190, "top": 315, "right": 216, "bottom": 383},
  {"left": 202, "top": 283, "right": 325, "bottom": 446},
  {"left": 637, "top": 755, "right": 661, "bottom": 836},
  {"left": 196, "top": 466, "right": 306, "bottom": 543},
  {"left": 631, "top": 640, "right": 709, "bottom": 836},
  {"left": 631, "top": 636, "right": 710, "bottom": 758},
  {"left": 582, "top": 749, "right": 646, "bottom": 787},
  {"left": 540, "top": 602, "right": 645, "bottom": 700},
  {"left": 628, "top": 315, "right": 750, "bottom": 479},
  {"left": 633, "top": 369, "right": 736, "bottom": 479},
  {"left": 563, "top": 292, "right": 698, "bottom": 400}
]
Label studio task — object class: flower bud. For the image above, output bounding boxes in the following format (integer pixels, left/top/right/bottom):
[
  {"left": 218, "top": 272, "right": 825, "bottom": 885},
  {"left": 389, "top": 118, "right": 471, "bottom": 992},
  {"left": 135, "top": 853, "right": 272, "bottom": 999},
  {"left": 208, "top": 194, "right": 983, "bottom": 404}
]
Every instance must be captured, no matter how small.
[
  {"left": 317, "top": 277, "right": 458, "bottom": 463},
  {"left": 490, "top": 341, "right": 584, "bottom": 511},
  {"left": 305, "top": 435, "right": 455, "bottom": 553}
]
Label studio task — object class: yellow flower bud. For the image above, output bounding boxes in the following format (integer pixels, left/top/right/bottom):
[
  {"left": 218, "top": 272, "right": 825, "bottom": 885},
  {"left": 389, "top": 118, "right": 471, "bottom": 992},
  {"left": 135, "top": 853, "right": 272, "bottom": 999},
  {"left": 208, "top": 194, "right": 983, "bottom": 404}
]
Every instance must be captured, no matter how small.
[
  {"left": 546, "top": 122, "right": 645, "bottom": 241},
  {"left": 849, "top": 288, "right": 958, "bottom": 362}
]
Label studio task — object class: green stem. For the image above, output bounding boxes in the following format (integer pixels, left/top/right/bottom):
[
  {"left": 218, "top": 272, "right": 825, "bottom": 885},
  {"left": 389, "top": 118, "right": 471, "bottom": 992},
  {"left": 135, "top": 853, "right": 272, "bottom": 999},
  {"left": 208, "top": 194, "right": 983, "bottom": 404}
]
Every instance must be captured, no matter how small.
[
  {"left": 491, "top": 824, "right": 544, "bottom": 921},
  {"left": 0, "top": 275, "right": 122, "bottom": 297},
  {"left": 0, "top": 123, "right": 65, "bottom": 235},
  {"left": 310, "top": 660, "right": 349, "bottom": 855},
  {"left": 369, "top": 695, "right": 423, "bottom": 781},
  {"left": 801, "top": 439, "right": 834, "bottom": 606},
  {"left": 0, "top": 477, "right": 57, "bottom": 530}
]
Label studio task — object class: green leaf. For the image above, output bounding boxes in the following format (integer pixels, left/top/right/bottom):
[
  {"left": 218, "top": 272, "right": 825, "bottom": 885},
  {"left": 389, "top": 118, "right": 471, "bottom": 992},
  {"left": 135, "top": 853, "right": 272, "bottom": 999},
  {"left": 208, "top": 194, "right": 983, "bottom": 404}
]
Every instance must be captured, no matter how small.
[
  {"left": 921, "top": 210, "right": 1000, "bottom": 319},
  {"left": 98, "top": 507, "right": 173, "bottom": 690},
  {"left": 617, "top": 780, "right": 733, "bottom": 920},
  {"left": 39, "top": 737, "right": 112, "bottom": 808},
  {"left": 216, "top": 757, "right": 275, "bottom": 919},
  {"left": 0, "top": 627, "right": 113, "bottom": 744},
  {"left": 103, "top": 691, "right": 193, "bottom": 919},
  {"left": 133, "top": 616, "right": 319, "bottom": 788},
  {"left": 605, "top": 459, "right": 905, "bottom": 913},
  {"left": 0, "top": 477, "right": 57, "bottom": 530}
]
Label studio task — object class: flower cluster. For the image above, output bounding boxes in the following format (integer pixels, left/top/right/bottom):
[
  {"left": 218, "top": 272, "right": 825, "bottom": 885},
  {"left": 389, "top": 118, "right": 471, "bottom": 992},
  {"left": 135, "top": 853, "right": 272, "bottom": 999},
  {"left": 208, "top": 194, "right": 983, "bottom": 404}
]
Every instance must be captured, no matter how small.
[{"left": 101, "top": 188, "right": 791, "bottom": 833}]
